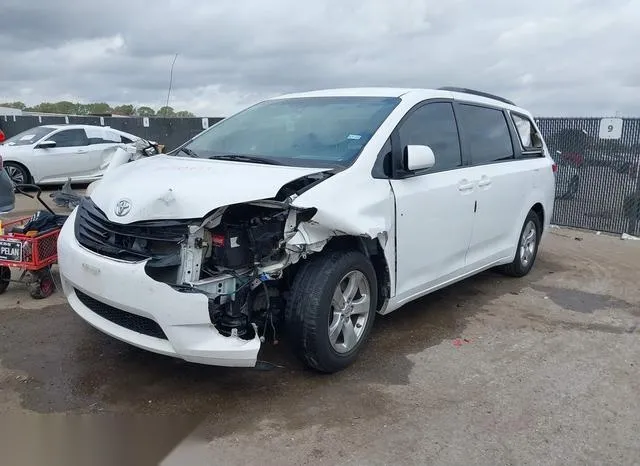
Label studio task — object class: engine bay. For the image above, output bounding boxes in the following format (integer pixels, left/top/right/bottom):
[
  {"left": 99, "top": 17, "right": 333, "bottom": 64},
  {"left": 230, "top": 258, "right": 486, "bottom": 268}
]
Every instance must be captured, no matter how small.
[{"left": 145, "top": 201, "right": 318, "bottom": 342}]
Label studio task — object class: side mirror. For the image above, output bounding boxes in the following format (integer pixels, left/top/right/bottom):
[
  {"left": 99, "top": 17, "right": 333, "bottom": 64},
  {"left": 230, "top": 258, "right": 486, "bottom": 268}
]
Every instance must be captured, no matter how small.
[
  {"left": 37, "top": 140, "right": 57, "bottom": 149},
  {"left": 404, "top": 145, "right": 435, "bottom": 172}
]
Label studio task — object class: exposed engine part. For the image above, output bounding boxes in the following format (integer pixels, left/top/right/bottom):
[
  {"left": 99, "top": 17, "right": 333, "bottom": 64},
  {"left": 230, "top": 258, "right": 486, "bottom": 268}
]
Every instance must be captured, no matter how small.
[
  {"left": 214, "top": 285, "right": 253, "bottom": 338},
  {"left": 154, "top": 200, "right": 323, "bottom": 341},
  {"left": 190, "top": 272, "right": 238, "bottom": 296},
  {"left": 205, "top": 274, "right": 284, "bottom": 341},
  {"left": 207, "top": 204, "right": 289, "bottom": 270},
  {"left": 177, "top": 225, "right": 206, "bottom": 284}
]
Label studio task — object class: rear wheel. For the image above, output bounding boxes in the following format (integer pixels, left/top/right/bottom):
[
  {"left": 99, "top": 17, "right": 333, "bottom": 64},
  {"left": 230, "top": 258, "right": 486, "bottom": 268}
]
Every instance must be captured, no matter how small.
[
  {"left": 501, "top": 210, "right": 542, "bottom": 277},
  {"left": 4, "top": 162, "right": 31, "bottom": 186},
  {"left": 285, "top": 251, "right": 377, "bottom": 373},
  {"left": 26, "top": 269, "right": 56, "bottom": 299}
]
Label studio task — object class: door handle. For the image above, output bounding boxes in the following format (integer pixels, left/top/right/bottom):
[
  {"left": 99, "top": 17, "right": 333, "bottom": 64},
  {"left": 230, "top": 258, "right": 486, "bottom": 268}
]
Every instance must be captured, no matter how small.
[
  {"left": 478, "top": 176, "right": 492, "bottom": 188},
  {"left": 458, "top": 179, "right": 475, "bottom": 192},
  {"left": 76, "top": 150, "right": 88, "bottom": 154}
]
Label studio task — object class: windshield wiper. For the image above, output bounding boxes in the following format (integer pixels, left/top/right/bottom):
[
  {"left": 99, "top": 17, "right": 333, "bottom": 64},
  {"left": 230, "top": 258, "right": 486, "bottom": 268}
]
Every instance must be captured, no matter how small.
[
  {"left": 176, "top": 147, "right": 199, "bottom": 157},
  {"left": 207, "top": 154, "right": 283, "bottom": 165}
]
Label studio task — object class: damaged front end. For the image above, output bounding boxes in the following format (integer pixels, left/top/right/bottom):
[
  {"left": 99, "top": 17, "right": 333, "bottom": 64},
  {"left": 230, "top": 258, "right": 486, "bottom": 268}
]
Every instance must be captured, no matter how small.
[
  {"left": 73, "top": 174, "right": 333, "bottom": 346},
  {"left": 151, "top": 201, "right": 321, "bottom": 342}
]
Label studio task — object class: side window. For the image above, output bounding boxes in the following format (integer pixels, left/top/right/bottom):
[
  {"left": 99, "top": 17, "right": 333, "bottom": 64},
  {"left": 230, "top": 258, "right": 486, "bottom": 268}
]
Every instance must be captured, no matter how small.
[
  {"left": 511, "top": 113, "right": 543, "bottom": 152},
  {"left": 457, "top": 104, "right": 513, "bottom": 164},
  {"left": 397, "top": 102, "right": 461, "bottom": 172},
  {"left": 48, "top": 129, "right": 89, "bottom": 148}
]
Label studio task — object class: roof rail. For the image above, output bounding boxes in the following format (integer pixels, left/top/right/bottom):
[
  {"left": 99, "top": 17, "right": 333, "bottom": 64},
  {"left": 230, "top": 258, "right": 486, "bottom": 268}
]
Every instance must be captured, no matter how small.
[{"left": 438, "top": 87, "right": 516, "bottom": 106}]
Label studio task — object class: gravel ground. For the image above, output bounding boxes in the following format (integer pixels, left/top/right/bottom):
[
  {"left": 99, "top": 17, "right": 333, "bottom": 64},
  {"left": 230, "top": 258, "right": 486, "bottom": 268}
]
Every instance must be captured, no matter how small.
[{"left": 0, "top": 218, "right": 639, "bottom": 464}]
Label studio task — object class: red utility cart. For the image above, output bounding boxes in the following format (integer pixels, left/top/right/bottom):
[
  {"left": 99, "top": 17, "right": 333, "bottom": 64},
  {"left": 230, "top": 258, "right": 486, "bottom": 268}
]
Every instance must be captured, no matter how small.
[{"left": 0, "top": 186, "right": 66, "bottom": 299}]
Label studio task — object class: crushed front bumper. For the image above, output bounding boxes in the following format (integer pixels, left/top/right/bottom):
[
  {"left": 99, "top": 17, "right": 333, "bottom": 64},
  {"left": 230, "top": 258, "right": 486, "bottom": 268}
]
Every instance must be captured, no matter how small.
[{"left": 57, "top": 209, "right": 261, "bottom": 367}]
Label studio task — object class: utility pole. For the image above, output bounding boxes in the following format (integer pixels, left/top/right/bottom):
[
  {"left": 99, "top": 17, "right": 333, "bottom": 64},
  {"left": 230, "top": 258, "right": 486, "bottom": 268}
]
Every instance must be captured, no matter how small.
[{"left": 164, "top": 53, "right": 179, "bottom": 116}]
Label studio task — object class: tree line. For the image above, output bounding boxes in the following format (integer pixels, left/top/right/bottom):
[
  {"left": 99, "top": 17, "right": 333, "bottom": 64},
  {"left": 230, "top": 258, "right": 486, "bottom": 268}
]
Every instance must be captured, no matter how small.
[{"left": 0, "top": 101, "right": 195, "bottom": 117}]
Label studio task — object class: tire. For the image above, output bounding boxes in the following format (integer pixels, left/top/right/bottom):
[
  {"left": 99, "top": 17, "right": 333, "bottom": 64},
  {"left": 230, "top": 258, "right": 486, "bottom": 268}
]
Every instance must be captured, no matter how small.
[
  {"left": 285, "top": 250, "right": 378, "bottom": 373},
  {"left": 501, "top": 210, "right": 542, "bottom": 278},
  {"left": 4, "top": 162, "right": 31, "bottom": 186},
  {"left": 27, "top": 269, "right": 55, "bottom": 299},
  {"left": 0, "top": 266, "right": 10, "bottom": 294}
]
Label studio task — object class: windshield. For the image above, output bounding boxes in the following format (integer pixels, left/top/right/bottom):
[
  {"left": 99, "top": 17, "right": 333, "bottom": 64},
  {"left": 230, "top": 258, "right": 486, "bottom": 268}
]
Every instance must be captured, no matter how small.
[
  {"left": 182, "top": 96, "right": 400, "bottom": 168},
  {"left": 2, "top": 126, "right": 56, "bottom": 146}
]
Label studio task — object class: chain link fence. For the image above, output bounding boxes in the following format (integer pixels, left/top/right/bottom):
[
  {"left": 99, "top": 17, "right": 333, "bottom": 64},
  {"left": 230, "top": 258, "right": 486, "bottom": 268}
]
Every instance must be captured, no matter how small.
[{"left": 536, "top": 118, "right": 640, "bottom": 236}]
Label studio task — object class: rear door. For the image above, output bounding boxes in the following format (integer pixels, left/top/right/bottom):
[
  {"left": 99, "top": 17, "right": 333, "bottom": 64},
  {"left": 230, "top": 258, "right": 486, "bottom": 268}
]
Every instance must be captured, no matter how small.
[
  {"left": 455, "top": 103, "right": 537, "bottom": 267},
  {"left": 390, "top": 101, "right": 476, "bottom": 299},
  {"left": 34, "top": 128, "right": 99, "bottom": 182}
]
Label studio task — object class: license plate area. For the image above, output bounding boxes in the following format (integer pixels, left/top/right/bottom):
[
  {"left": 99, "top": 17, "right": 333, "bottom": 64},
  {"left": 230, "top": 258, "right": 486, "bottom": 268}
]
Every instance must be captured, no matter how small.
[{"left": 0, "top": 240, "right": 23, "bottom": 262}]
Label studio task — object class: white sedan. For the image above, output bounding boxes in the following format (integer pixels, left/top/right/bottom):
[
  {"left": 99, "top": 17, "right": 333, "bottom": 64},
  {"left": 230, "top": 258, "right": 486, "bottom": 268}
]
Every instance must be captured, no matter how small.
[{"left": 0, "top": 124, "right": 142, "bottom": 185}]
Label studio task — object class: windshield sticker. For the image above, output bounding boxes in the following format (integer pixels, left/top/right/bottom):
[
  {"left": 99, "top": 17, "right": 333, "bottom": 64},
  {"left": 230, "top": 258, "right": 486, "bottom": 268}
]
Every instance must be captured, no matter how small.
[
  {"left": 347, "top": 134, "right": 361, "bottom": 140},
  {"left": 20, "top": 134, "right": 36, "bottom": 141}
]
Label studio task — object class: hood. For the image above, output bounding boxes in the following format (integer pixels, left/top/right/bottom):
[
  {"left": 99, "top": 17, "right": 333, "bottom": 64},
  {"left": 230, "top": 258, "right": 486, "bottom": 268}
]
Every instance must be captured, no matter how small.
[
  {"left": 0, "top": 144, "right": 32, "bottom": 156},
  {"left": 90, "top": 155, "right": 329, "bottom": 224}
]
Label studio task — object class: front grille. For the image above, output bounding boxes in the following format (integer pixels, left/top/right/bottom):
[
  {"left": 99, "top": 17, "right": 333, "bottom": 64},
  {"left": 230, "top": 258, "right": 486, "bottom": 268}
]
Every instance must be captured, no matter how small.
[
  {"left": 74, "top": 198, "right": 187, "bottom": 262},
  {"left": 75, "top": 289, "right": 168, "bottom": 340}
]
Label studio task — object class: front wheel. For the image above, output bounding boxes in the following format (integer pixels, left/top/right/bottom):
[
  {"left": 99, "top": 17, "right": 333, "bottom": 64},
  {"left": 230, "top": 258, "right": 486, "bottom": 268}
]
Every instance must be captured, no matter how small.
[
  {"left": 500, "top": 211, "right": 542, "bottom": 277},
  {"left": 285, "top": 250, "right": 378, "bottom": 373}
]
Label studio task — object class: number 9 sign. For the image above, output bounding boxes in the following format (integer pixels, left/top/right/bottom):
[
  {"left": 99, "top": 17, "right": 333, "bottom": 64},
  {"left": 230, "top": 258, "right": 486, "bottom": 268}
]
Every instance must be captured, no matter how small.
[{"left": 599, "top": 118, "right": 623, "bottom": 139}]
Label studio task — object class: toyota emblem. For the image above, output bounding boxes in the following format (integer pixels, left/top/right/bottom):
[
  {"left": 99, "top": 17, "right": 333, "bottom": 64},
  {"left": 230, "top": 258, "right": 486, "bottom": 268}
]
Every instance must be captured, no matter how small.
[{"left": 114, "top": 199, "right": 132, "bottom": 217}]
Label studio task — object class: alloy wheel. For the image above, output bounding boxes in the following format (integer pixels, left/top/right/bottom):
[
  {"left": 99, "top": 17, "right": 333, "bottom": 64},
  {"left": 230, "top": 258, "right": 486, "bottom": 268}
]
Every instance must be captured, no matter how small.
[
  {"left": 520, "top": 220, "right": 537, "bottom": 267},
  {"left": 328, "top": 270, "right": 372, "bottom": 354},
  {"left": 5, "top": 165, "right": 25, "bottom": 185}
]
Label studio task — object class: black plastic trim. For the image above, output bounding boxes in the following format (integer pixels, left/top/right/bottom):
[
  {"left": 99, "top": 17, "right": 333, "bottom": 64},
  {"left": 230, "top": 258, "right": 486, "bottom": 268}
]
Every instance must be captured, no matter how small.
[
  {"left": 438, "top": 86, "right": 516, "bottom": 106},
  {"left": 74, "top": 198, "right": 188, "bottom": 263},
  {"left": 75, "top": 289, "right": 168, "bottom": 340}
]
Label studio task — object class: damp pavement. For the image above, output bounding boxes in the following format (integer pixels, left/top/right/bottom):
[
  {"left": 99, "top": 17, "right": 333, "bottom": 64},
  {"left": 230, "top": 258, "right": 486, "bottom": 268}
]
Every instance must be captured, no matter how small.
[{"left": 1, "top": 211, "right": 639, "bottom": 464}]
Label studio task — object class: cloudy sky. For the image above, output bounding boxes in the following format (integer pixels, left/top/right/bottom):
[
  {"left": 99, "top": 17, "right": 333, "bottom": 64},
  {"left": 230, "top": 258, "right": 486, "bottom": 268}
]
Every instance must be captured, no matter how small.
[{"left": 2, "top": 0, "right": 639, "bottom": 117}]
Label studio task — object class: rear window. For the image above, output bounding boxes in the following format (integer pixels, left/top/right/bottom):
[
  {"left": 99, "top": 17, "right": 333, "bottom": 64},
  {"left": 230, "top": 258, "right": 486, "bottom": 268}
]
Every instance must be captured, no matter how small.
[{"left": 2, "top": 126, "right": 56, "bottom": 146}]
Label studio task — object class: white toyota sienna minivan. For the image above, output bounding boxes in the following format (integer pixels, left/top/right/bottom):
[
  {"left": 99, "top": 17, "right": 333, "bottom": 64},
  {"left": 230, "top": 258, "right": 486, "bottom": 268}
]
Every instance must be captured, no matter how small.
[{"left": 57, "top": 87, "right": 556, "bottom": 373}]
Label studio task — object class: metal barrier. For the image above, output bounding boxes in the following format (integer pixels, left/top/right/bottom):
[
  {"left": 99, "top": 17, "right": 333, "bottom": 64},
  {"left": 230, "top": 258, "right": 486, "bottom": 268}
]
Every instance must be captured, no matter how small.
[
  {"left": 536, "top": 118, "right": 640, "bottom": 236},
  {"left": 0, "top": 115, "right": 222, "bottom": 153}
]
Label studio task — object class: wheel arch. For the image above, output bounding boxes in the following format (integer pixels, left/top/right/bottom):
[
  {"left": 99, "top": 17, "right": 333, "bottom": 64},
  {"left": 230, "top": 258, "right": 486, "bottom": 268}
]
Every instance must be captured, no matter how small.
[
  {"left": 323, "top": 235, "right": 391, "bottom": 312},
  {"left": 531, "top": 202, "right": 545, "bottom": 234},
  {"left": 3, "top": 160, "right": 33, "bottom": 184}
]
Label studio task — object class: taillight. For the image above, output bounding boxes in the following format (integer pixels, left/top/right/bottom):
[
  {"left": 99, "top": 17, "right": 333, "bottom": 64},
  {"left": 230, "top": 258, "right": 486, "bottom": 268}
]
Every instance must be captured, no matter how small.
[
  {"left": 552, "top": 163, "right": 558, "bottom": 173},
  {"left": 0, "top": 130, "right": 5, "bottom": 143}
]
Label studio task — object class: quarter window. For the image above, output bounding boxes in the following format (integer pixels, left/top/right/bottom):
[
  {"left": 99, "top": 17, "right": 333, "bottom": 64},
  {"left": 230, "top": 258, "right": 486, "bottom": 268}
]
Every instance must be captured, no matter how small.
[
  {"left": 511, "top": 113, "right": 543, "bottom": 151},
  {"left": 48, "top": 129, "right": 89, "bottom": 147},
  {"left": 397, "top": 102, "right": 462, "bottom": 172},
  {"left": 457, "top": 104, "right": 513, "bottom": 164}
]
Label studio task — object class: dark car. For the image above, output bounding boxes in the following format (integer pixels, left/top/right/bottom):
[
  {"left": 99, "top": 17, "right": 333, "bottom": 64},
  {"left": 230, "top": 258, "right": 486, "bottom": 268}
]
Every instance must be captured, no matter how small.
[{"left": 0, "top": 155, "right": 16, "bottom": 213}]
